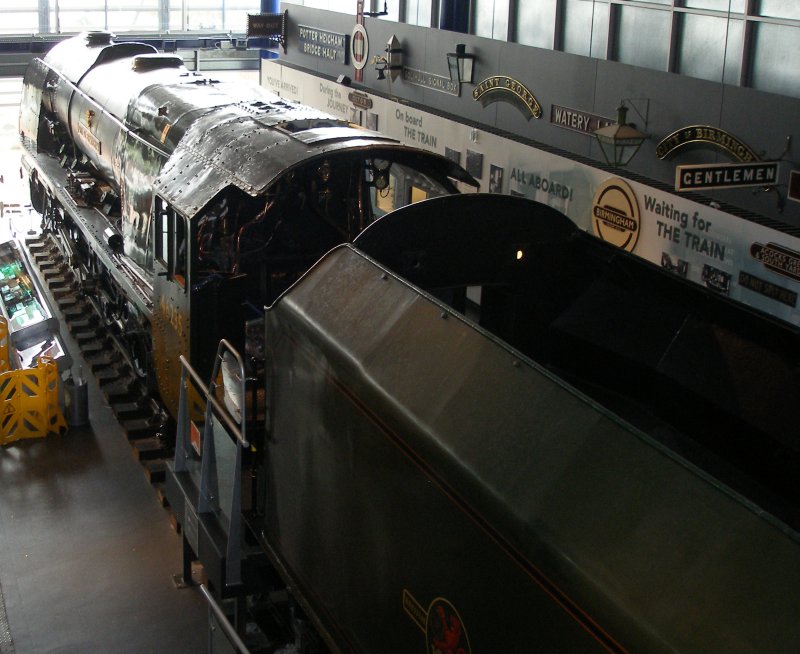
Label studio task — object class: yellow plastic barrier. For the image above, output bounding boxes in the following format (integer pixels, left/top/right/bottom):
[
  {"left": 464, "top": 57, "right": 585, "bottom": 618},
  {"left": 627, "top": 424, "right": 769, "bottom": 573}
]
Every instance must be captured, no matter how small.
[
  {"left": 0, "top": 355, "right": 67, "bottom": 445},
  {"left": 0, "top": 316, "right": 10, "bottom": 374}
]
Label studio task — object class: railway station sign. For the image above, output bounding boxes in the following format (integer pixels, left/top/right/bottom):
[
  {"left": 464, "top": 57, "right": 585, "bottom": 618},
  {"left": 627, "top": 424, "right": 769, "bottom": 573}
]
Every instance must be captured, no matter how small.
[
  {"left": 247, "top": 12, "right": 284, "bottom": 38},
  {"left": 247, "top": 11, "right": 287, "bottom": 52},
  {"left": 348, "top": 91, "right": 372, "bottom": 110},
  {"left": 402, "top": 67, "right": 459, "bottom": 96},
  {"left": 675, "top": 161, "right": 779, "bottom": 191},
  {"left": 550, "top": 104, "right": 613, "bottom": 136},
  {"left": 298, "top": 25, "right": 349, "bottom": 64}
]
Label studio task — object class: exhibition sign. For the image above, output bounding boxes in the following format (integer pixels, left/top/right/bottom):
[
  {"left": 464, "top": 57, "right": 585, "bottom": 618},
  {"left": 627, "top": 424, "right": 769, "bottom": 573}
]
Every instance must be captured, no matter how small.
[{"left": 263, "top": 61, "right": 800, "bottom": 328}]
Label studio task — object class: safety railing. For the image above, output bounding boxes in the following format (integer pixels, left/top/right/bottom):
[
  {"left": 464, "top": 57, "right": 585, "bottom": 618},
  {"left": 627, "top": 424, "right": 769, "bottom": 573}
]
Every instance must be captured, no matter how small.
[
  {"left": 200, "top": 584, "right": 250, "bottom": 654},
  {"left": 173, "top": 339, "right": 248, "bottom": 589}
]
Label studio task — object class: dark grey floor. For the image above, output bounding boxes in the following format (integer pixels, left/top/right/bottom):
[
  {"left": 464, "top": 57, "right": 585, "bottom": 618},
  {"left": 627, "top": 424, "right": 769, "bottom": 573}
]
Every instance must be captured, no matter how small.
[
  {"left": 0, "top": 314, "right": 207, "bottom": 654},
  {"left": 0, "top": 83, "right": 207, "bottom": 653}
]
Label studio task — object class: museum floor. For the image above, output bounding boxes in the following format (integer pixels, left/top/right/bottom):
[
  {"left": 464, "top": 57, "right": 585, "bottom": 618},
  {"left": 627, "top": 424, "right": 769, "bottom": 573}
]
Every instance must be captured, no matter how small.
[{"left": 0, "top": 76, "right": 209, "bottom": 654}]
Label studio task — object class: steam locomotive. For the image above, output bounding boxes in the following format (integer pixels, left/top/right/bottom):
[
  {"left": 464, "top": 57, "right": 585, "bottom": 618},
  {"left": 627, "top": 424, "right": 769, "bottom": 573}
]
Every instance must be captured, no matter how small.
[
  {"left": 19, "top": 30, "right": 474, "bottom": 411},
  {"left": 20, "top": 32, "right": 800, "bottom": 654}
]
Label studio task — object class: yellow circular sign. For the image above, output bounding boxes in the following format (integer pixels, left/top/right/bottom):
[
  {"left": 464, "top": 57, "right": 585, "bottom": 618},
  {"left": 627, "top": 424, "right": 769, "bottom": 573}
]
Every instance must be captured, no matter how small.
[{"left": 591, "top": 177, "right": 641, "bottom": 252}]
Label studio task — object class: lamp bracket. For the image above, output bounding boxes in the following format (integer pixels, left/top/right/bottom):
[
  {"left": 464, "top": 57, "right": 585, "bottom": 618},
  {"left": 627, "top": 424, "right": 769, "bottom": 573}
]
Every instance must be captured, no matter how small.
[
  {"left": 621, "top": 98, "right": 650, "bottom": 130},
  {"left": 364, "top": 1, "right": 389, "bottom": 17},
  {"left": 753, "top": 185, "right": 786, "bottom": 213},
  {"left": 768, "top": 135, "right": 793, "bottom": 162}
]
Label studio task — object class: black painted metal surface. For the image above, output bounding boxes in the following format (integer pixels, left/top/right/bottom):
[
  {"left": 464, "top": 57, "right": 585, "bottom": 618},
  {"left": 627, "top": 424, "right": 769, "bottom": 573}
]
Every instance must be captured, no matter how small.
[
  {"left": 357, "top": 194, "right": 800, "bottom": 523},
  {"left": 260, "top": 197, "right": 800, "bottom": 653}
]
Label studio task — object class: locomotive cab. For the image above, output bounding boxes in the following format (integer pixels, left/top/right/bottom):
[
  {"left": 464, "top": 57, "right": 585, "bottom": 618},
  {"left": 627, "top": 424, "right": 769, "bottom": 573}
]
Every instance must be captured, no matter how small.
[{"left": 152, "top": 149, "right": 469, "bottom": 412}]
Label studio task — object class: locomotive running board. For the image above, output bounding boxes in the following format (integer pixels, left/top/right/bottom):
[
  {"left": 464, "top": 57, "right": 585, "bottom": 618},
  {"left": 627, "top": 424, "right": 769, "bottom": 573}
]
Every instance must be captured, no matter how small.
[{"left": 21, "top": 142, "right": 153, "bottom": 320}]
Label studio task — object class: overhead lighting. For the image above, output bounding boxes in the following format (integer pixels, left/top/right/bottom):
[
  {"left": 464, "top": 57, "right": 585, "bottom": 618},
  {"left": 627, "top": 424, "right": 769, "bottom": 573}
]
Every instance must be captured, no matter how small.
[
  {"left": 446, "top": 43, "right": 476, "bottom": 85},
  {"left": 593, "top": 103, "right": 648, "bottom": 168}
]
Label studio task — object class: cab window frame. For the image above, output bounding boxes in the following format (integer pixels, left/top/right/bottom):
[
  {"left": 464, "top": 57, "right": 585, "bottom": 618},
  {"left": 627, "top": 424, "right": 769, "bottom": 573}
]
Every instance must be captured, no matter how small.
[{"left": 155, "top": 195, "right": 188, "bottom": 290}]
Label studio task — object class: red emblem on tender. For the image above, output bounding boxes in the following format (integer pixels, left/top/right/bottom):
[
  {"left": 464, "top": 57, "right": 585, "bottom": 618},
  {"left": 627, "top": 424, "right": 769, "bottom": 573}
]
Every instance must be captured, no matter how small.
[{"left": 425, "top": 598, "right": 471, "bottom": 654}]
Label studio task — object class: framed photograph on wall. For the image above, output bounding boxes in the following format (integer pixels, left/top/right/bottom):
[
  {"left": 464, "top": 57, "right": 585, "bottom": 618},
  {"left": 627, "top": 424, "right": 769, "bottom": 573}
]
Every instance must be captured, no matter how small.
[
  {"left": 367, "top": 112, "right": 378, "bottom": 131},
  {"left": 445, "top": 147, "right": 461, "bottom": 165},
  {"left": 466, "top": 150, "right": 483, "bottom": 179},
  {"left": 489, "top": 165, "right": 504, "bottom": 193}
]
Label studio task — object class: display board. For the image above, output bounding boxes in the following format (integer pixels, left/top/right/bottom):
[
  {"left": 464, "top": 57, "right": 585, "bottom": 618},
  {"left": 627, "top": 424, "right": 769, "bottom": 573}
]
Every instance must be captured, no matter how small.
[{"left": 263, "top": 61, "right": 800, "bottom": 329}]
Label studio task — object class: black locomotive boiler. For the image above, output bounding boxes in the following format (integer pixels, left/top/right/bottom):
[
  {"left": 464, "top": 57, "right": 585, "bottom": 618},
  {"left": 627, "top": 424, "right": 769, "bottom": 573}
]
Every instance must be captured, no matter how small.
[
  {"left": 19, "top": 32, "right": 800, "bottom": 654},
  {"left": 19, "top": 30, "right": 474, "bottom": 412}
]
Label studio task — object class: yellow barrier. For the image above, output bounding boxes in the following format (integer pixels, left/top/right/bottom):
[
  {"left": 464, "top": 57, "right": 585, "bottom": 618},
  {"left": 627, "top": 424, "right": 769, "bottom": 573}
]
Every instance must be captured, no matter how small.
[
  {"left": 0, "top": 355, "right": 67, "bottom": 445},
  {"left": 0, "top": 316, "right": 9, "bottom": 374}
]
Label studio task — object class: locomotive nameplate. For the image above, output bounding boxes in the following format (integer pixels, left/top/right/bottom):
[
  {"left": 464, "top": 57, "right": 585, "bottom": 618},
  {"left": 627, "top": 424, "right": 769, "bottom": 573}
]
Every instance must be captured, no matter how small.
[
  {"left": 159, "top": 294, "right": 185, "bottom": 341},
  {"left": 77, "top": 121, "right": 101, "bottom": 155},
  {"left": 473, "top": 75, "right": 542, "bottom": 120}
]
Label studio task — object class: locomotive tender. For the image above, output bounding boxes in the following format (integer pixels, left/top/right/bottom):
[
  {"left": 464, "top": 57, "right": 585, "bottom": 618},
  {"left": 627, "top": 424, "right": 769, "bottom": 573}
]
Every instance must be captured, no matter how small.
[
  {"left": 254, "top": 194, "right": 800, "bottom": 653},
  {"left": 20, "top": 32, "right": 800, "bottom": 654}
]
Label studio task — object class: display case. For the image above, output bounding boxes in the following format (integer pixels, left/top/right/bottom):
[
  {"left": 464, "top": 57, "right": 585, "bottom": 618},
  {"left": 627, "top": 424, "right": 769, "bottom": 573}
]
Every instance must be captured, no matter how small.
[{"left": 0, "top": 239, "right": 70, "bottom": 370}]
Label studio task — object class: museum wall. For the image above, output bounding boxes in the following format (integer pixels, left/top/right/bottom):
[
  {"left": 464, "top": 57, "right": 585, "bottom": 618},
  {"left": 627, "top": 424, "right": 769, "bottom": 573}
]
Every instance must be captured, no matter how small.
[{"left": 272, "top": 4, "right": 800, "bottom": 229}]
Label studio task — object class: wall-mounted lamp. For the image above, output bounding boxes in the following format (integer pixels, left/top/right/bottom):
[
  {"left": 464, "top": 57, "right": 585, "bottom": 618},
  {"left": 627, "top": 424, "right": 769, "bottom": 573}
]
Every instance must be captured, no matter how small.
[
  {"left": 593, "top": 103, "right": 649, "bottom": 168},
  {"left": 447, "top": 43, "right": 476, "bottom": 84},
  {"left": 373, "top": 35, "right": 402, "bottom": 81},
  {"left": 373, "top": 56, "right": 389, "bottom": 80},
  {"left": 364, "top": 1, "right": 389, "bottom": 17}
]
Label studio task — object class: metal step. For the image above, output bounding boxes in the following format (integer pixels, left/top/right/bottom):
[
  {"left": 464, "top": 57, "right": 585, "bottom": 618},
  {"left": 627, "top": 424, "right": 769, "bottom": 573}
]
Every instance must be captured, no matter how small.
[
  {"left": 113, "top": 400, "right": 153, "bottom": 421},
  {"left": 121, "top": 416, "right": 164, "bottom": 440},
  {"left": 131, "top": 437, "right": 166, "bottom": 462},
  {"left": 103, "top": 380, "right": 142, "bottom": 404},
  {"left": 61, "top": 303, "right": 88, "bottom": 319},
  {"left": 143, "top": 459, "right": 167, "bottom": 484},
  {"left": 85, "top": 352, "right": 120, "bottom": 373},
  {"left": 20, "top": 231, "right": 171, "bottom": 499}
]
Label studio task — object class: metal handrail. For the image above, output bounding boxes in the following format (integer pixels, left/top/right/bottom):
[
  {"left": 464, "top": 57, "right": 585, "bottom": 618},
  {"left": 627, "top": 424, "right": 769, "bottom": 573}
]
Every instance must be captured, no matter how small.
[
  {"left": 178, "top": 345, "right": 249, "bottom": 448},
  {"left": 174, "top": 340, "right": 249, "bottom": 589},
  {"left": 199, "top": 584, "right": 250, "bottom": 654},
  {"left": 209, "top": 338, "right": 248, "bottom": 447}
]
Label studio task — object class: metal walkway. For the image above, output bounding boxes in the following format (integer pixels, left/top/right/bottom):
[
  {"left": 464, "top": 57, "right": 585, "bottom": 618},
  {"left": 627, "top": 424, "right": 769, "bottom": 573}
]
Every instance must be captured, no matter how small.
[
  {"left": 0, "top": 111, "right": 208, "bottom": 651},
  {"left": 0, "top": 271, "right": 208, "bottom": 653}
]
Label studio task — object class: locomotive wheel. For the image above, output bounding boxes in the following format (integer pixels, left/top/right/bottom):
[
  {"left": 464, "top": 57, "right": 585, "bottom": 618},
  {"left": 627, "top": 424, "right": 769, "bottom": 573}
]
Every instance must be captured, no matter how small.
[
  {"left": 29, "top": 178, "right": 45, "bottom": 214},
  {"left": 129, "top": 333, "right": 150, "bottom": 379}
]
